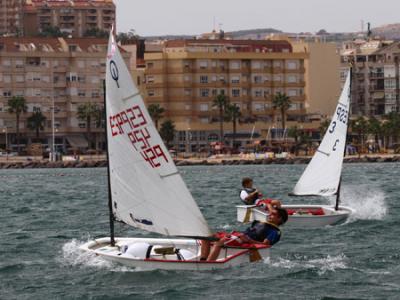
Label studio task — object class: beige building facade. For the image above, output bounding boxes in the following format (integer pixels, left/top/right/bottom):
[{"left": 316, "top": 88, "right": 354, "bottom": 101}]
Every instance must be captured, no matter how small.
[
  {"left": 22, "top": 0, "right": 115, "bottom": 37},
  {"left": 0, "top": 0, "right": 23, "bottom": 35},
  {"left": 143, "top": 39, "right": 313, "bottom": 151},
  {"left": 0, "top": 36, "right": 130, "bottom": 153},
  {"left": 341, "top": 40, "right": 400, "bottom": 116}
]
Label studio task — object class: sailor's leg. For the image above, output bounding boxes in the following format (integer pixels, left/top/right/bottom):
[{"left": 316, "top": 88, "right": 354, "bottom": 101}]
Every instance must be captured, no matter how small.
[{"left": 200, "top": 240, "right": 211, "bottom": 260}]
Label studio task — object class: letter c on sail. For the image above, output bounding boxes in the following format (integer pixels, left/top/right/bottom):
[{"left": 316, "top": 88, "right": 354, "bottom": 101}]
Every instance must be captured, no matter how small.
[{"left": 110, "top": 60, "right": 119, "bottom": 88}]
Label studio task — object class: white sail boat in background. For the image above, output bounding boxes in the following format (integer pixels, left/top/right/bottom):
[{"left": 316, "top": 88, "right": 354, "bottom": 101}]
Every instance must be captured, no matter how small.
[
  {"left": 237, "top": 71, "right": 355, "bottom": 227},
  {"left": 80, "top": 32, "right": 270, "bottom": 270}
]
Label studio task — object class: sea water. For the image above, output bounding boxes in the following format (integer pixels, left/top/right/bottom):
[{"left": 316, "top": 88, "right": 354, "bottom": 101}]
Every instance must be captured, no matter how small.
[{"left": 0, "top": 163, "right": 399, "bottom": 299}]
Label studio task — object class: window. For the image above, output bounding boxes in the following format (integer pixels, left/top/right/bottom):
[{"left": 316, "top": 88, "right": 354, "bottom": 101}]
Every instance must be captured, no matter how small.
[
  {"left": 200, "top": 89, "right": 209, "bottom": 97},
  {"left": 78, "top": 90, "right": 86, "bottom": 97},
  {"left": 91, "top": 90, "right": 99, "bottom": 98},
  {"left": 185, "top": 104, "right": 191, "bottom": 110},
  {"left": 230, "top": 61, "right": 240, "bottom": 69},
  {"left": 199, "top": 60, "right": 208, "bottom": 69},
  {"left": 273, "top": 61, "right": 282, "bottom": 67},
  {"left": 148, "top": 90, "right": 155, "bottom": 96},
  {"left": 184, "top": 89, "right": 191, "bottom": 96},
  {"left": 147, "top": 62, "right": 154, "bottom": 68},
  {"left": 253, "top": 103, "right": 264, "bottom": 111},
  {"left": 254, "top": 89, "right": 262, "bottom": 97},
  {"left": 287, "top": 75, "right": 298, "bottom": 83},
  {"left": 288, "top": 89, "right": 298, "bottom": 97},
  {"left": 3, "top": 75, "right": 11, "bottom": 83},
  {"left": 287, "top": 61, "right": 298, "bottom": 69},
  {"left": 184, "top": 75, "right": 190, "bottom": 82},
  {"left": 3, "top": 91, "right": 11, "bottom": 97},
  {"left": 77, "top": 60, "right": 85, "bottom": 68},
  {"left": 16, "top": 75, "right": 24, "bottom": 82},
  {"left": 231, "top": 75, "right": 240, "bottom": 84},
  {"left": 199, "top": 103, "right": 209, "bottom": 111},
  {"left": 200, "top": 75, "right": 208, "bottom": 83},
  {"left": 252, "top": 61, "right": 261, "bottom": 69},
  {"left": 254, "top": 75, "right": 262, "bottom": 83},
  {"left": 146, "top": 76, "right": 154, "bottom": 83},
  {"left": 232, "top": 89, "right": 240, "bottom": 97},
  {"left": 200, "top": 117, "right": 209, "bottom": 124}
]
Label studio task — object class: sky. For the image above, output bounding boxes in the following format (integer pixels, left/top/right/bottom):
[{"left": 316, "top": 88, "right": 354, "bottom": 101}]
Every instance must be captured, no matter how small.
[{"left": 114, "top": 0, "right": 400, "bottom": 36}]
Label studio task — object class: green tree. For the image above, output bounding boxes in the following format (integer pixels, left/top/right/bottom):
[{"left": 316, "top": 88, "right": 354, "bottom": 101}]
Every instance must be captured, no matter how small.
[
  {"left": 148, "top": 104, "right": 165, "bottom": 130},
  {"left": 212, "top": 93, "right": 229, "bottom": 143},
  {"left": 225, "top": 103, "right": 241, "bottom": 148},
  {"left": 159, "top": 119, "right": 176, "bottom": 148},
  {"left": 319, "top": 118, "right": 331, "bottom": 137},
  {"left": 367, "top": 116, "right": 382, "bottom": 151},
  {"left": 382, "top": 112, "right": 400, "bottom": 148},
  {"left": 272, "top": 92, "right": 292, "bottom": 133},
  {"left": 84, "top": 28, "right": 108, "bottom": 38},
  {"left": 351, "top": 116, "right": 368, "bottom": 155},
  {"left": 8, "top": 96, "right": 27, "bottom": 153},
  {"left": 27, "top": 111, "right": 47, "bottom": 139},
  {"left": 77, "top": 102, "right": 100, "bottom": 149},
  {"left": 39, "top": 26, "right": 68, "bottom": 38},
  {"left": 117, "top": 29, "right": 140, "bottom": 44}
]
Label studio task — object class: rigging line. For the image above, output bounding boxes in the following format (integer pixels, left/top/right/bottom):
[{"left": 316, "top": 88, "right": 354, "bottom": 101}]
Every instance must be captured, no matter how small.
[
  {"left": 317, "top": 149, "right": 330, "bottom": 156},
  {"left": 160, "top": 171, "right": 179, "bottom": 178},
  {"left": 122, "top": 92, "right": 141, "bottom": 102}
]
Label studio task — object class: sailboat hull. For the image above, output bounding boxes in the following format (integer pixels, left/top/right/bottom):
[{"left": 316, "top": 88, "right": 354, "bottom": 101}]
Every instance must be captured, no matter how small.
[
  {"left": 80, "top": 237, "right": 270, "bottom": 271},
  {"left": 237, "top": 205, "right": 354, "bottom": 227}
]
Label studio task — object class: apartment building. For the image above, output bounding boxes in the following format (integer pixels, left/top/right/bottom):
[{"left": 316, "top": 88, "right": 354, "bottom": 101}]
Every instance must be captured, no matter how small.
[
  {"left": 22, "top": 0, "right": 115, "bottom": 37},
  {"left": 0, "top": 36, "right": 130, "bottom": 153},
  {"left": 0, "top": 0, "right": 23, "bottom": 35},
  {"left": 341, "top": 40, "right": 400, "bottom": 116},
  {"left": 143, "top": 39, "right": 309, "bottom": 152}
]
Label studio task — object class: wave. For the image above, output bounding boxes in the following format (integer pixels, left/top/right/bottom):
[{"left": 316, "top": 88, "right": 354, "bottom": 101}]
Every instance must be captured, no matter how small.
[
  {"left": 59, "top": 239, "right": 142, "bottom": 272},
  {"left": 329, "top": 185, "right": 387, "bottom": 221},
  {"left": 266, "top": 253, "right": 348, "bottom": 275}
]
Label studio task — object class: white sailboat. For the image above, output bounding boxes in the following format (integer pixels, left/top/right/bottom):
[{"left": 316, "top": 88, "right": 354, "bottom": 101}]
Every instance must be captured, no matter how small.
[
  {"left": 237, "top": 70, "right": 355, "bottom": 227},
  {"left": 80, "top": 32, "right": 270, "bottom": 270}
]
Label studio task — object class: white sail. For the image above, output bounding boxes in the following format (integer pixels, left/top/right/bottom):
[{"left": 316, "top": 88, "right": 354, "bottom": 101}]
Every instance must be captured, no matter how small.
[
  {"left": 105, "top": 33, "right": 211, "bottom": 237},
  {"left": 292, "top": 71, "right": 351, "bottom": 196}
]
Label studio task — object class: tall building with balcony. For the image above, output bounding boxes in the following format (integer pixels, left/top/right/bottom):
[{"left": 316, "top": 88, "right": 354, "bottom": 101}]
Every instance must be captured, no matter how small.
[
  {"left": 341, "top": 40, "right": 400, "bottom": 116},
  {"left": 22, "top": 0, "right": 115, "bottom": 37},
  {"left": 0, "top": 0, "right": 23, "bottom": 35},
  {"left": 0, "top": 37, "right": 130, "bottom": 153},
  {"left": 143, "top": 39, "right": 308, "bottom": 152}
]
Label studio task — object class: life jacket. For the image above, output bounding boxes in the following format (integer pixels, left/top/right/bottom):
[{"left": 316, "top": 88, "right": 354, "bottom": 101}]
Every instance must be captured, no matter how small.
[
  {"left": 243, "top": 221, "right": 281, "bottom": 243},
  {"left": 240, "top": 188, "right": 258, "bottom": 204}
]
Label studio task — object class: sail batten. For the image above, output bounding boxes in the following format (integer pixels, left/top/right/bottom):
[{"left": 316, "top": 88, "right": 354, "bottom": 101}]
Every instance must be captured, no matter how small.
[
  {"left": 105, "top": 33, "right": 211, "bottom": 237},
  {"left": 292, "top": 71, "right": 351, "bottom": 197}
]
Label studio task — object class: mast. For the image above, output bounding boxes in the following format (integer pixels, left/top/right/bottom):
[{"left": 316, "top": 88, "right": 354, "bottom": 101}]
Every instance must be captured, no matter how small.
[
  {"left": 335, "top": 67, "right": 352, "bottom": 210},
  {"left": 103, "top": 79, "right": 115, "bottom": 246}
]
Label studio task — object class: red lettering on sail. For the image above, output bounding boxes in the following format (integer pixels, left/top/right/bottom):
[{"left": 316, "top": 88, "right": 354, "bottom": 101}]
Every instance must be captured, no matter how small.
[{"left": 109, "top": 105, "right": 168, "bottom": 168}]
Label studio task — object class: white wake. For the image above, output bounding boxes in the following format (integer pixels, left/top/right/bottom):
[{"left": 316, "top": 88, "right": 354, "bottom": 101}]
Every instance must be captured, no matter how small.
[
  {"left": 267, "top": 253, "right": 348, "bottom": 275},
  {"left": 329, "top": 185, "right": 387, "bottom": 221},
  {"left": 59, "top": 239, "right": 140, "bottom": 272}
]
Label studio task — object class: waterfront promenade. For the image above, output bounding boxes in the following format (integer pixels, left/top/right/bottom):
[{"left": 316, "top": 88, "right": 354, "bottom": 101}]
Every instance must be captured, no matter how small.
[{"left": 0, "top": 153, "right": 399, "bottom": 169}]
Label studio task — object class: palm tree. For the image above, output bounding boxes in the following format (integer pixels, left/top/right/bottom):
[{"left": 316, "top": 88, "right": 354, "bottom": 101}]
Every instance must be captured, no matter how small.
[
  {"left": 148, "top": 104, "right": 165, "bottom": 130},
  {"left": 272, "top": 92, "right": 292, "bottom": 134},
  {"left": 77, "top": 102, "right": 100, "bottom": 149},
  {"left": 212, "top": 93, "right": 229, "bottom": 143},
  {"left": 367, "top": 116, "right": 382, "bottom": 152},
  {"left": 382, "top": 112, "right": 400, "bottom": 148},
  {"left": 319, "top": 118, "right": 331, "bottom": 137},
  {"left": 27, "top": 111, "right": 47, "bottom": 140},
  {"left": 8, "top": 96, "right": 27, "bottom": 153},
  {"left": 160, "top": 119, "right": 176, "bottom": 148},
  {"left": 225, "top": 103, "right": 241, "bottom": 148},
  {"left": 351, "top": 116, "right": 368, "bottom": 155}
]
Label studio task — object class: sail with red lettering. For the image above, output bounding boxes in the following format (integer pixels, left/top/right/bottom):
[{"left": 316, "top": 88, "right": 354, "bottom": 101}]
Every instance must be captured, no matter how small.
[
  {"left": 292, "top": 71, "right": 351, "bottom": 196},
  {"left": 105, "top": 33, "right": 211, "bottom": 237}
]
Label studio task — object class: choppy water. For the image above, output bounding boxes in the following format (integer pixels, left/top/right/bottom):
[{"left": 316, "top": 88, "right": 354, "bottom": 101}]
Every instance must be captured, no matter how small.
[{"left": 0, "top": 163, "right": 399, "bottom": 299}]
